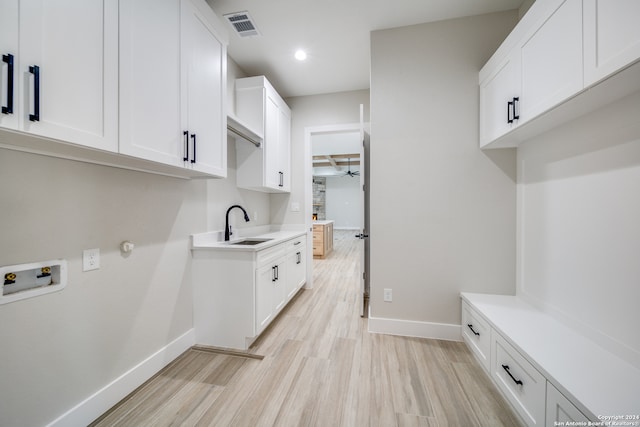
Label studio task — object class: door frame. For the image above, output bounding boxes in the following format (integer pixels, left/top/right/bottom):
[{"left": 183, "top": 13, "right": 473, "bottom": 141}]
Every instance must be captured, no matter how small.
[{"left": 304, "top": 122, "right": 370, "bottom": 314}]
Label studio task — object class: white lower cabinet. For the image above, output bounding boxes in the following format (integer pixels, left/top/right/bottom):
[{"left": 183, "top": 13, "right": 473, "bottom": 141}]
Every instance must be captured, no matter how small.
[
  {"left": 192, "top": 234, "right": 306, "bottom": 350},
  {"left": 546, "top": 382, "right": 589, "bottom": 425},
  {"left": 491, "top": 332, "right": 546, "bottom": 427}
]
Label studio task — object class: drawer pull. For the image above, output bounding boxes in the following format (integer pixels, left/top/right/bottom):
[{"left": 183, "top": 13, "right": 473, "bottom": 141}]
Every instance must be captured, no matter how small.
[
  {"left": 502, "top": 364, "right": 523, "bottom": 386},
  {"left": 467, "top": 324, "right": 480, "bottom": 336}
]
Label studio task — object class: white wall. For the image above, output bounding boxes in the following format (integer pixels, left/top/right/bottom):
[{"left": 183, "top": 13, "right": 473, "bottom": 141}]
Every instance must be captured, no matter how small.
[
  {"left": 0, "top": 57, "right": 272, "bottom": 426},
  {"left": 517, "top": 90, "right": 640, "bottom": 369},
  {"left": 369, "top": 11, "right": 518, "bottom": 332},
  {"left": 325, "top": 176, "right": 361, "bottom": 229}
]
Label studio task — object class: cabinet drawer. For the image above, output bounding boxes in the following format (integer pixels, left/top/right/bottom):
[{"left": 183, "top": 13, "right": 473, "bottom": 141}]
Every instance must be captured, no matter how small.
[
  {"left": 286, "top": 235, "right": 306, "bottom": 252},
  {"left": 461, "top": 301, "right": 491, "bottom": 372},
  {"left": 313, "top": 231, "right": 323, "bottom": 241},
  {"left": 491, "top": 332, "right": 546, "bottom": 427},
  {"left": 546, "top": 382, "right": 589, "bottom": 425},
  {"left": 256, "top": 244, "right": 285, "bottom": 268}
]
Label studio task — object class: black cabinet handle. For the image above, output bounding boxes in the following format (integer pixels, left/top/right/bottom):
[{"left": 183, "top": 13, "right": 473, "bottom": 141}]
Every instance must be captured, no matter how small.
[
  {"left": 29, "top": 65, "right": 40, "bottom": 122},
  {"left": 272, "top": 266, "right": 276, "bottom": 282},
  {"left": 183, "top": 131, "right": 189, "bottom": 161},
  {"left": 467, "top": 324, "right": 480, "bottom": 336},
  {"left": 513, "top": 97, "right": 520, "bottom": 120},
  {"left": 2, "top": 53, "right": 14, "bottom": 114},
  {"left": 278, "top": 171, "right": 284, "bottom": 187},
  {"left": 502, "top": 364, "right": 523, "bottom": 386},
  {"left": 296, "top": 251, "right": 301, "bottom": 264},
  {"left": 190, "top": 133, "right": 197, "bottom": 164},
  {"left": 507, "top": 100, "right": 513, "bottom": 124},
  {"left": 275, "top": 265, "right": 279, "bottom": 281}
]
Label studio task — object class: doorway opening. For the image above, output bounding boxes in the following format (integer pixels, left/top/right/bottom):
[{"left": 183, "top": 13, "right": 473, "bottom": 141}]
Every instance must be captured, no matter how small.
[{"left": 304, "top": 116, "right": 370, "bottom": 317}]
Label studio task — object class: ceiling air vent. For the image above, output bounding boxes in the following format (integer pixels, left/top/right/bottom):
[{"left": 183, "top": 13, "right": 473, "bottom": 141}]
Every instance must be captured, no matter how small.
[{"left": 224, "top": 11, "right": 260, "bottom": 38}]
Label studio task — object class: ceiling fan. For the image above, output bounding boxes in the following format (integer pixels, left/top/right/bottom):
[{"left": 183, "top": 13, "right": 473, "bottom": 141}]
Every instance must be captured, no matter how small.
[{"left": 342, "top": 158, "right": 360, "bottom": 177}]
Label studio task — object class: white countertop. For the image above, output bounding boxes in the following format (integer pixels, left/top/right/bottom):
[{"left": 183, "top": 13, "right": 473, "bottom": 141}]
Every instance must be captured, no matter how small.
[
  {"left": 313, "top": 220, "right": 334, "bottom": 225},
  {"left": 191, "top": 227, "right": 306, "bottom": 252}
]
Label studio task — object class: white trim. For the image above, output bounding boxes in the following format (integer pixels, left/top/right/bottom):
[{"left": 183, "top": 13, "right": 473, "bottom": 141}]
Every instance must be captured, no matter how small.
[
  {"left": 47, "top": 329, "right": 195, "bottom": 427},
  {"left": 368, "top": 316, "right": 462, "bottom": 342}
]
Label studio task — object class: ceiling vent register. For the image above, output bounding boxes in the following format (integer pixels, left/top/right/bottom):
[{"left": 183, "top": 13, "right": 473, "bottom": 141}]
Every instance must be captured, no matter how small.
[{"left": 224, "top": 11, "right": 260, "bottom": 38}]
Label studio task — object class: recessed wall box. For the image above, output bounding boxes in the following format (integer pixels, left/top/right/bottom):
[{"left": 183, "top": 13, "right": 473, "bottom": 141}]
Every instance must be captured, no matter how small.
[{"left": 1, "top": 259, "right": 67, "bottom": 305}]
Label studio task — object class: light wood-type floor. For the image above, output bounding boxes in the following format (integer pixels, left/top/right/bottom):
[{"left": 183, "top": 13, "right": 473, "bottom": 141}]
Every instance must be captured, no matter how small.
[{"left": 92, "top": 230, "right": 520, "bottom": 426}]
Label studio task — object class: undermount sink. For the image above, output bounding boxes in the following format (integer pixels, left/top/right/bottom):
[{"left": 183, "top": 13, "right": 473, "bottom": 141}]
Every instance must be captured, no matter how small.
[{"left": 228, "top": 238, "right": 273, "bottom": 246}]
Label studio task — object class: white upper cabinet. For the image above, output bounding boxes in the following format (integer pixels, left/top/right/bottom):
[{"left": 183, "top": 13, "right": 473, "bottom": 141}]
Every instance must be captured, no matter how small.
[
  {"left": 583, "top": 0, "right": 640, "bottom": 86},
  {"left": 479, "top": 52, "right": 521, "bottom": 146},
  {"left": 479, "top": 0, "right": 640, "bottom": 148},
  {"left": 235, "top": 76, "right": 292, "bottom": 193},
  {"left": 119, "top": 0, "right": 227, "bottom": 177},
  {"left": 181, "top": 0, "right": 227, "bottom": 177},
  {"left": 1, "top": 0, "right": 19, "bottom": 130},
  {"left": 518, "top": 0, "right": 583, "bottom": 121},
  {"left": 1, "top": 0, "right": 118, "bottom": 151},
  {"left": 119, "top": 0, "right": 182, "bottom": 166}
]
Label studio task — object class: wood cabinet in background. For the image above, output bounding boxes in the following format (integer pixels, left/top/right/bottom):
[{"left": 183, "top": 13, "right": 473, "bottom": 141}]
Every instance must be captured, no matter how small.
[{"left": 313, "top": 222, "right": 333, "bottom": 258}]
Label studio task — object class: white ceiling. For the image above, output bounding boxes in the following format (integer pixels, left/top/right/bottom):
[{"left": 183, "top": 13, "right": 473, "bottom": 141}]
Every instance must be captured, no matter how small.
[{"left": 208, "top": 0, "right": 524, "bottom": 98}]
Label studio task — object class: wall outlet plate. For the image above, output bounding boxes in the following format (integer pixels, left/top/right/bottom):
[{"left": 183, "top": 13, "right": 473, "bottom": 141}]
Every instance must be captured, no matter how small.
[
  {"left": 83, "top": 248, "right": 100, "bottom": 272},
  {"left": 383, "top": 288, "right": 392, "bottom": 302}
]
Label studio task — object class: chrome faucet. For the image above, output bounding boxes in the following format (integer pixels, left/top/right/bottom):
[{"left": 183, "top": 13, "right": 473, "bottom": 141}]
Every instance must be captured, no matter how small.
[{"left": 225, "top": 205, "right": 250, "bottom": 241}]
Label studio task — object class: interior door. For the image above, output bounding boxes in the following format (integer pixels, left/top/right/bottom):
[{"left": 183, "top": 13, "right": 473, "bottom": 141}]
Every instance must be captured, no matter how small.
[{"left": 357, "top": 104, "right": 369, "bottom": 317}]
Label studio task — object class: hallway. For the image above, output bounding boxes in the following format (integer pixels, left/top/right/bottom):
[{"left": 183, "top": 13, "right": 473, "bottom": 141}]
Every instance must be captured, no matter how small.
[{"left": 92, "top": 230, "right": 519, "bottom": 426}]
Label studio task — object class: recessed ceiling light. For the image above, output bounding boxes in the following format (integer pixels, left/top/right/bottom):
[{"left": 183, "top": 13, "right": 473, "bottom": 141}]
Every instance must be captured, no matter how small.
[{"left": 295, "top": 49, "right": 307, "bottom": 61}]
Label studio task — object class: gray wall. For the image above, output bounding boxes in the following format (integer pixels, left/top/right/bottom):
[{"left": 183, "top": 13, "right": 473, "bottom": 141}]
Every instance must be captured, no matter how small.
[
  {"left": 0, "top": 57, "right": 271, "bottom": 426},
  {"left": 369, "top": 11, "right": 518, "bottom": 327}
]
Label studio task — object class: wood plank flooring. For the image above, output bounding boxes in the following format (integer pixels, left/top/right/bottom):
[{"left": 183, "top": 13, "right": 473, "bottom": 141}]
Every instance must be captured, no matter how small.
[{"left": 92, "top": 230, "right": 520, "bottom": 427}]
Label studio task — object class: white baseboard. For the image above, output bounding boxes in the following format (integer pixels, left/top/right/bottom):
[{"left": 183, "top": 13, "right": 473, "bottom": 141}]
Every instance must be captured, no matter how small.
[
  {"left": 47, "top": 329, "right": 195, "bottom": 427},
  {"left": 368, "top": 316, "right": 462, "bottom": 342}
]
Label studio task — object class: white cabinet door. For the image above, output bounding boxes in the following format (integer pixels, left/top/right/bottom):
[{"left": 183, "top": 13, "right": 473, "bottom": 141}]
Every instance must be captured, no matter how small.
[
  {"left": 119, "top": 0, "right": 182, "bottom": 166},
  {"left": 264, "top": 93, "right": 281, "bottom": 189},
  {"left": 479, "top": 53, "right": 520, "bottom": 147},
  {"left": 255, "top": 264, "right": 274, "bottom": 335},
  {"left": 546, "top": 382, "right": 590, "bottom": 425},
  {"left": 181, "top": 0, "right": 226, "bottom": 177},
  {"left": 286, "top": 246, "right": 305, "bottom": 300},
  {"left": 15, "top": 0, "right": 118, "bottom": 151},
  {"left": 273, "top": 262, "right": 286, "bottom": 313},
  {"left": 584, "top": 0, "right": 640, "bottom": 86},
  {"left": 0, "top": 0, "right": 19, "bottom": 130},
  {"left": 277, "top": 106, "right": 291, "bottom": 191},
  {"left": 518, "top": 0, "right": 583, "bottom": 122}
]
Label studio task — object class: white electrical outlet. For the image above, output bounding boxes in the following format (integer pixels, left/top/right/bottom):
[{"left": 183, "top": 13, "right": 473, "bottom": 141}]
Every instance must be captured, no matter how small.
[
  {"left": 383, "top": 288, "right": 392, "bottom": 302},
  {"left": 253, "top": 211, "right": 258, "bottom": 221},
  {"left": 83, "top": 248, "right": 100, "bottom": 272}
]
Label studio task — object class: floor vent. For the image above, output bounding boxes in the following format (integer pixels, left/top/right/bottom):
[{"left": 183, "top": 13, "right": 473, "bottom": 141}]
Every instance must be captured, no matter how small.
[{"left": 224, "top": 11, "right": 260, "bottom": 38}]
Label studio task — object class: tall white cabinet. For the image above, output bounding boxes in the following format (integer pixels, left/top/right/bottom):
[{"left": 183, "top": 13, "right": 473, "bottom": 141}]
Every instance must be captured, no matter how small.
[
  {"left": 235, "top": 76, "right": 292, "bottom": 193},
  {"left": 0, "top": 0, "right": 118, "bottom": 151}
]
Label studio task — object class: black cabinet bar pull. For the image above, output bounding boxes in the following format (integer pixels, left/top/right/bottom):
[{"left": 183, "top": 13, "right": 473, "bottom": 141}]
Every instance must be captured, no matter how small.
[
  {"left": 467, "top": 324, "right": 480, "bottom": 336},
  {"left": 502, "top": 364, "right": 523, "bottom": 386},
  {"left": 29, "top": 65, "right": 40, "bottom": 122},
  {"left": 275, "top": 265, "right": 279, "bottom": 281},
  {"left": 183, "top": 131, "right": 189, "bottom": 161},
  {"left": 507, "top": 100, "right": 513, "bottom": 124},
  {"left": 278, "top": 171, "right": 283, "bottom": 187},
  {"left": 190, "top": 133, "right": 197, "bottom": 164},
  {"left": 296, "top": 251, "right": 301, "bottom": 264},
  {"left": 2, "top": 53, "right": 14, "bottom": 114},
  {"left": 272, "top": 266, "right": 276, "bottom": 282},
  {"left": 513, "top": 97, "right": 520, "bottom": 120}
]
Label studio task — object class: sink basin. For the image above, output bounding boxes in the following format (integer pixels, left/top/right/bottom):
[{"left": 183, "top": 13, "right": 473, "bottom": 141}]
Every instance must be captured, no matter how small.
[{"left": 228, "top": 238, "right": 273, "bottom": 246}]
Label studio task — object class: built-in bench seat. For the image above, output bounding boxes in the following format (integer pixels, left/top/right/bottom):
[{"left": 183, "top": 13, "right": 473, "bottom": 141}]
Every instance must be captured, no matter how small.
[{"left": 460, "top": 292, "right": 640, "bottom": 426}]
